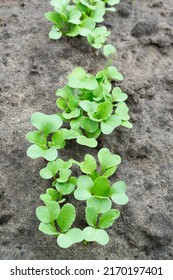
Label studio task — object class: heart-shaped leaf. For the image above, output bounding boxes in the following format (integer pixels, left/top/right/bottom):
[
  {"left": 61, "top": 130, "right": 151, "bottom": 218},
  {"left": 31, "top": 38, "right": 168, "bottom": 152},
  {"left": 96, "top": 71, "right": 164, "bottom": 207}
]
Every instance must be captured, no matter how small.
[
  {"left": 83, "top": 227, "right": 109, "bottom": 245},
  {"left": 101, "top": 115, "right": 121, "bottom": 134},
  {"left": 98, "top": 148, "right": 121, "bottom": 170},
  {"left": 80, "top": 154, "right": 97, "bottom": 175},
  {"left": 57, "top": 228, "right": 83, "bottom": 248},
  {"left": 27, "top": 145, "right": 58, "bottom": 161},
  {"left": 110, "top": 181, "right": 129, "bottom": 205},
  {"left": 36, "top": 201, "right": 60, "bottom": 223},
  {"left": 31, "top": 112, "right": 62, "bottom": 137}
]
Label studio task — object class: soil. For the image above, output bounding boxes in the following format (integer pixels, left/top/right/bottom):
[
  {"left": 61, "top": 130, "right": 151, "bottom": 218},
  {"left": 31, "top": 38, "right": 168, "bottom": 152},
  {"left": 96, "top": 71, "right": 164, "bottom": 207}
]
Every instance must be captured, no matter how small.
[{"left": 0, "top": 0, "right": 173, "bottom": 260}]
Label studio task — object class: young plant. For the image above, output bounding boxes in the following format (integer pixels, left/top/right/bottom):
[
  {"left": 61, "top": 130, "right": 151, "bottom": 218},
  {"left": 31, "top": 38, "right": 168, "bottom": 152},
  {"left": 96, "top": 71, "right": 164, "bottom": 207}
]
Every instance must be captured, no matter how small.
[
  {"left": 36, "top": 202, "right": 83, "bottom": 248},
  {"left": 56, "top": 65, "right": 132, "bottom": 148},
  {"left": 32, "top": 147, "right": 128, "bottom": 247},
  {"left": 45, "top": 0, "right": 120, "bottom": 50},
  {"left": 26, "top": 112, "right": 80, "bottom": 160}
]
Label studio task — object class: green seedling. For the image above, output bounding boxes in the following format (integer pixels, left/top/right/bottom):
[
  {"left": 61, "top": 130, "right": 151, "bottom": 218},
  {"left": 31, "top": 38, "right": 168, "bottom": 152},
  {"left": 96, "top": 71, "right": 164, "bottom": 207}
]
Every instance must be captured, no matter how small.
[
  {"left": 46, "top": 0, "right": 120, "bottom": 50},
  {"left": 56, "top": 66, "right": 132, "bottom": 147},
  {"left": 33, "top": 147, "right": 128, "bottom": 247},
  {"left": 87, "top": 26, "right": 111, "bottom": 49},
  {"left": 36, "top": 202, "right": 83, "bottom": 248},
  {"left": 74, "top": 148, "right": 128, "bottom": 214},
  {"left": 83, "top": 207, "right": 120, "bottom": 244},
  {"left": 26, "top": 112, "right": 80, "bottom": 160}
]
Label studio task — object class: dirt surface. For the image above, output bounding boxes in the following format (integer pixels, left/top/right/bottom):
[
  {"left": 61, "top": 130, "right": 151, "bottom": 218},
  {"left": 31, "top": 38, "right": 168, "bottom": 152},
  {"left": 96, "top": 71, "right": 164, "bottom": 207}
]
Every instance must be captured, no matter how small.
[{"left": 0, "top": 0, "right": 173, "bottom": 260}]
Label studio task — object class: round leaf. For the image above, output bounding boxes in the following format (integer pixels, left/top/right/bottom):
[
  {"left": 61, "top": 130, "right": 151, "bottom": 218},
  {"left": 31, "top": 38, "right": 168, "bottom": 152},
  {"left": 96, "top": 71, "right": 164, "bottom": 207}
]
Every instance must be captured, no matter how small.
[
  {"left": 31, "top": 112, "right": 62, "bottom": 136},
  {"left": 103, "top": 44, "right": 116, "bottom": 58},
  {"left": 92, "top": 177, "right": 110, "bottom": 197}
]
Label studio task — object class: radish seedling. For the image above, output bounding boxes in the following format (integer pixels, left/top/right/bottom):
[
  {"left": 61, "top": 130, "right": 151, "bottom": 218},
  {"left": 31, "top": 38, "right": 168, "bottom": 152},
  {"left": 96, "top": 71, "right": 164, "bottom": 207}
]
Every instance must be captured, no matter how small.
[{"left": 46, "top": 0, "right": 120, "bottom": 51}]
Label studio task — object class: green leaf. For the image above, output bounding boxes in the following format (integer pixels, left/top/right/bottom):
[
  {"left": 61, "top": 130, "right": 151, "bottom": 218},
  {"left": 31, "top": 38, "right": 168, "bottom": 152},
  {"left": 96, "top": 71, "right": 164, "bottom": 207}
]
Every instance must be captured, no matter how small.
[
  {"left": 57, "top": 203, "right": 76, "bottom": 233},
  {"left": 98, "top": 148, "right": 121, "bottom": 170},
  {"left": 68, "top": 8, "right": 81, "bottom": 24},
  {"left": 50, "top": 130, "right": 65, "bottom": 149},
  {"left": 26, "top": 131, "right": 47, "bottom": 146},
  {"left": 31, "top": 112, "right": 62, "bottom": 137},
  {"left": 27, "top": 145, "right": 57, "bottom": 161},
  {"left": 98, "top": 209, "right": 120, "bottom": 229},
  {"left": 49, "top": 25, "right": 62, "bottom": 40},
  {"left": 56, "top": 85, "right": 73, "bottom": 98},
  {"left": 36, "top": 202, "right": 60, "bottom": 223},
  {"left": 92, "top": 177, "right": 110, "bottom": 197},
  {"left": 115, "top": 102, "right": 130, "bottom": 120},
  {"left": 66, "top": 25, "right": 80, "bottom": 37},
  {"left": 112, "top": 87, "right": 128, "bottom": 102},
  {"left": 102, "top": 166, "right": 117, "bottom": 178},
  {"left": 68, "top": 95, "right": 79, "bottom": 110},
  {"left": 46, "top": 188, "right": 59, "bottom": 201},
  {"left": 106, "top": 0, "right": 120, "bottom": 6},
  {"left": 79, "top": 101, "right": 98, "bottom": 113},
  {"left": 83, "top": 227, "right": 109, "bottom": 245},
  {"left": 103, "top": 44, "right": 116, "bottom": 58},
  {"left": 39, "top": 222, "right": 58, "bottom": 236},
  {"left": 57, "top": 168, "right": 72, "bottom": 183},
  {"left": 56, "top": 98, "right": 67, "bottom": 110},
  {"left": 57, "top": 228, "right": 83, "bottom": 248},
  {"left": 80, "top": 154, "right": 97, "bottom": 175},
  {"left": 36, "top": 206, "right": 50, "bottom": 223},
  {"left": 62, "top": 108, "right": 81, "bottom": 120},
  {"left": 79, "top": 17, "right": 96, "bottom": 36},
  {"left": 40, "top": 194, "right": 52, "bottom": 204},
  {"left": 39, "top": 160, "right": 60, "bottom": 179},
  {"left": 80, "top": 0, "right": 96, "bottom": 10},
  {"left": 50, "top": 0, "right": 70, "bottom": 12},
  {"left": 87, "top": 197, "right": 112, "bottom": 213},
  {"left": 121, "top": 120, "right": 133, "bottom": 128},
  {"left": 85, "top": 207, "right": 97, "bottom": 227},
  {"left": 74, "top": 175, "right": 94, "bottom": 200},
  {"left": 76, "top": 135, "right": 98, "bottom": 148},
  {"left": 101, "top": 115, "right": 121, "bottom": 134},
  {"left": 68, "top": 67, "right": 98, "bottom": 90},
  {"left": 55, "top": 181, "right": 76, "bottom": 195},
  {"left": 61, "top": 128, "right": 80, "bottom": 139},
  {"left": 108, "top": 66, "right": 123, "bottom": 81},
  {"left": 80, "top": 117, "right": 99, "bottom": 133},
  {"left": 90, "top": 3, "right": 105, "bottom": 23},
  {"left": 90, "top": 102, "right": 112, "bottom": 121},
  {"left": 110, "top": 181, "right": 129, "bottom": 205}
]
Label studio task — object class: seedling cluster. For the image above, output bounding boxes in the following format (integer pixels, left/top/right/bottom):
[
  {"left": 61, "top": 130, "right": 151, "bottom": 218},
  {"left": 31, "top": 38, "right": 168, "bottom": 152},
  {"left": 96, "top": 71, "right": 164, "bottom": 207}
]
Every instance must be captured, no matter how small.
[
  {"left": 46, "top": 0, "right": 120, "bottom": 51},
  {"left": 35, "top": 148, "right": 128, "bottom": 248},
  {"left": 26, "top": 0, "right": 132, "bottom": 248}
]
